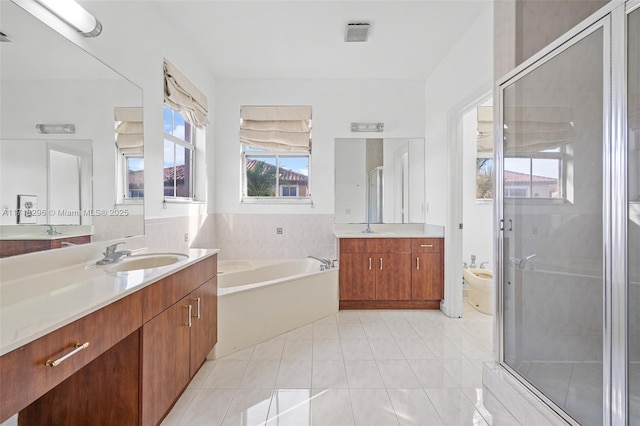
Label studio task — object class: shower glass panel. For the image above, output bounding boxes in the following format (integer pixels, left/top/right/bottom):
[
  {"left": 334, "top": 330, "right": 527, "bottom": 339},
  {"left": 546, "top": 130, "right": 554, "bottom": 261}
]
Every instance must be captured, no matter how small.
[
  {"left": 628, "top": 6, "right": 640, "bottom": 424},
  {"left": 501, "top": 27, "right": 604, "bottom": 425}
]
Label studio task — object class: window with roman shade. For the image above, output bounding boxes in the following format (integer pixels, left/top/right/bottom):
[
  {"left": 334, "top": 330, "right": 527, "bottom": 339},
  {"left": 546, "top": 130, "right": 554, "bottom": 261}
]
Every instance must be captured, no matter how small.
[
  {"left": 163, "top": 58, "right": 208, "bottom": 128},
  {"left": 240, "top": 106, "right": 312, "bottom": 201}
]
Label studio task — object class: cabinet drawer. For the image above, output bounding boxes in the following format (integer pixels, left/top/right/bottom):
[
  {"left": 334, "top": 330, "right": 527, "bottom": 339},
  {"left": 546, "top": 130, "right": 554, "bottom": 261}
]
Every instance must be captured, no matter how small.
[
  {"left": 0, "top": 292, "right": 142, "bottom": 421},
  {"left": 141, "top": 254, "right": 217, "bottom": 323},
  {"left": 340, "top": 238, "right": 410, "bottom": 254},
  {"left": 411, "top": 238, "right": 442, "bottom": 253}
]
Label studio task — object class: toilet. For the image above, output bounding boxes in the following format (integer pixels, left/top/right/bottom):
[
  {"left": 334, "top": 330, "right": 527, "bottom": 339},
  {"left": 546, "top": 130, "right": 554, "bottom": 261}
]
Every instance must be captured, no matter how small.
[{"left": 463, "top": 268, "right": 493, "bottom": 314}]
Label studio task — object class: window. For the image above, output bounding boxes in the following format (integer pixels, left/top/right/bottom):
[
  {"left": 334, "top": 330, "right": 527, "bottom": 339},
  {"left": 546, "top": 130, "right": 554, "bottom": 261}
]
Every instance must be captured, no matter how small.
[
  {"left": 244, "top": 150, "right": 309, "bottom": 198},
  {"left": 240, "top": 106, "right": 312, "bottom": 202},
  {"left": 504, "top": 149, "right": 563, "bottom": 199},
  {"left": 163, "top": 106, "right": 194, "bottom": 198},
  {"left": 115, "top": 107, "right": 144, "bottom": 203},
  {"left": 124, "top": 154, "right": 144, "bottom": 199},
  {"left": 162, "top": 58, "right": 208, "bottom": 202},
  {"left": 476, "top": 157, "right": 494, "bottom": 200}
]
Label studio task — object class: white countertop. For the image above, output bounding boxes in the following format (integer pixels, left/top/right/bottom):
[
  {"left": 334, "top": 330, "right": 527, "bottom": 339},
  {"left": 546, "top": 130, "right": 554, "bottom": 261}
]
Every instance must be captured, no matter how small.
[
  {"left": 0, "top": 246, "right": 219, "bottom": 356},
  {"left": 0, "top": 225, "right": 94, "bottom": 241},
  {"left": 333, "top": 223, "right": 445, "bottom": 239}
]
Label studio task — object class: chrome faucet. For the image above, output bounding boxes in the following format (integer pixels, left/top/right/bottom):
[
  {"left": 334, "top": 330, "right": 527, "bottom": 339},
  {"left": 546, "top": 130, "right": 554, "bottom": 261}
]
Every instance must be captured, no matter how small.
[
  {"left": 519, "top": 254, "right": 536, "bottom": 270},
  {"left": 46, "top": 225, "right": 60, "bottom": 235},
  {"left": 96, "top": 242, "right": 132, "bottom": 265},
  {"left": 308, "top": 255, "right": 331, "bottom": 270},
  {"left": 470, "top": 255, "right": 476, "bottom": 268},
  {"left": 480, "top": 262, "right": 490, "bottom": 269}
]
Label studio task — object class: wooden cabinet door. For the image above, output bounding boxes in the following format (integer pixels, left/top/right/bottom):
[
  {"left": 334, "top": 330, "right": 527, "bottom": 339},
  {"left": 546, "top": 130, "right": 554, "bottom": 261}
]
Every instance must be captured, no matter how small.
[
  {"left": 140, "top": 295, "right": 191, "bottom": 426},
  {"left": 190, "top": 277, "right": 218, "bottom": 378},
  {"left": 339, "top": 253, "right": 376, "bottom": 300},
  {"left": 375, "top": 253, "right": 411, "bottom": 300},
  {"left": 412, "top": 252, "right": 444, "bottom": 300}
]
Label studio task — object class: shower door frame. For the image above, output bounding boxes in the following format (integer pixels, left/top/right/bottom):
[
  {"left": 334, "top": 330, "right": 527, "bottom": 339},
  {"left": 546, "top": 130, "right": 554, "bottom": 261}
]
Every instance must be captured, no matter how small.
[{"left": 494, "top": 1, "right": 631, "bottom": 424}]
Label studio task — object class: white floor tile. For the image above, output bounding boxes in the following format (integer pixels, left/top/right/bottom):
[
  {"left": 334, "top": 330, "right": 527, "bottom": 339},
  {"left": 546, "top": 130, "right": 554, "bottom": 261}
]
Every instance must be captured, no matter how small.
[
  {"left": 387, "top": 388, "right": 444, "bottom": 426},
  {"left": 425, "top": 388, "right": 486, "bottom": 426},
  {"left": 312, "top": 360, "right": 349, "bottom": 388},
  {"left": 350, "top": 388, "right": 400, "bottom": 426},
  {"left": 395, "top": 338, "right": 435, "bottom": 360},
  {"left": 159, "top": 309, "right": 527, "bottom": 426},
  {"left": 341, "top": 339, "right": 374, "bottom": 360},
  {"left": 201, "top": 360, "right": 248, "bottom": 389},
  {"left": 276, "top": 360, "right": 313, "bottom": 388},
  {"left": 407, "top": 359, "right": 458, "bottom": 389},
  {"left": 311, "top": 388, "right": 356, "bottom": 426},
  {"left": 221, "top": 388, "right": 273, "bottom": 426},
  {"left": 239, "top": 360, "right": 280, "bottom": 389},
  {"left": 377, "top": 360, "right": 422, "bottom": 389},
  {"left": 265, "top": 389, "right": 313, "bottom": 426},
  {"left": 313, "top": 339, "right": 344, "bottom": 360},
  {"left": 176, "top": 389, "right": 236, "bottom": 426},
  {"left": 369, "top": 338, "right": 405, "bottom": 360},
  {"left": 345, "top": 360, "right": 385, "bottom": 388},
  {"left": 282, "top": 339, "right": 313, "bottom": 360}
]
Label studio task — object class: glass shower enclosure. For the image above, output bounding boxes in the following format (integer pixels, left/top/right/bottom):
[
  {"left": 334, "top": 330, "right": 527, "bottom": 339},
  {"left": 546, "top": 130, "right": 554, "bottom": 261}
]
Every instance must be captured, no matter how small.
[{"left": 496, "top": 2, "right": 639, "bottom": 424}]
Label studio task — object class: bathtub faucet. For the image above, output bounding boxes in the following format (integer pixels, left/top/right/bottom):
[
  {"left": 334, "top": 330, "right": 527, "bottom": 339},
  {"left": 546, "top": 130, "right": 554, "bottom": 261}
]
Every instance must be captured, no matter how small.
[
  {"left": 308, "top": 255, "right": 332, "bottom": 270},
  {"left": 519, "top": 254, "right": 536, "bottom": 270}
]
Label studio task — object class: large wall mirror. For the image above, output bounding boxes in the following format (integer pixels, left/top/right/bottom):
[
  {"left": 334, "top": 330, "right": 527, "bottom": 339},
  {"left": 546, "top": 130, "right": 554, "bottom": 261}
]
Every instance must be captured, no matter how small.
[
  {"left": 335, "top": 138, "right": 425, "bottom": 224},
  {"left": 0, "top": 1, "right": 144, "bottom": 257}
]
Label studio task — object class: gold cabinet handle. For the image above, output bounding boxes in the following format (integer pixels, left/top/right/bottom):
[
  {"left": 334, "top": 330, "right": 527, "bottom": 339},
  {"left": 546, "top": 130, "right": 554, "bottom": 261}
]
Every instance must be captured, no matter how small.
[
  {"left": 416, "top": 257, "right": 420, "bottom": 270},
  {"left": 185, "top": 305, "right": 192, "bottom": 327},
  {"left": 379, "top": 257, "right": 383, "bottom": 270},
  {"left": 368, "top": 257, "right": 372, "bottom": 270},
  {"left": 45, "top": 342, "right": 89, "bottom": 367},
  {"left": 192, "top": 297, "right": 201, "bottom": 319},
  {"left": 420, "top": 244, "right": 434, "bottom": 248}
]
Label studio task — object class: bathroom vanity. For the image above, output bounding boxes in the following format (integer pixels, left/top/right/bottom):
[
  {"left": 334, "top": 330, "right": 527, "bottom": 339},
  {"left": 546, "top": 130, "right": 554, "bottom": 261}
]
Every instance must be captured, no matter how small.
[
  {"left": 0, "top": 247, "right": 218, "bottom": 426},
  {"left": 335, "top": 227, "right": 444, "bottom": 309}
]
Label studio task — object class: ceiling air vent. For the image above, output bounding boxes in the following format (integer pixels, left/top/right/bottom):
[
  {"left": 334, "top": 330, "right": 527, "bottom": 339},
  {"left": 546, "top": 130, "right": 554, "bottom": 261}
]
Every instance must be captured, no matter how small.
[
  {"left": 344, "top": 22, "right": 370, "bottom": 42},
  {"left": 0, "top": 31, "right": 11, "bottom": 43}
]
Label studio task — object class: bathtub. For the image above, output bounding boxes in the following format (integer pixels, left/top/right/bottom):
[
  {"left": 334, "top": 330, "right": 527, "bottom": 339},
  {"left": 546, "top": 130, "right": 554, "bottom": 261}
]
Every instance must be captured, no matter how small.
[{"left": 214, "top": 258, "right": 339, "bottom": 358}]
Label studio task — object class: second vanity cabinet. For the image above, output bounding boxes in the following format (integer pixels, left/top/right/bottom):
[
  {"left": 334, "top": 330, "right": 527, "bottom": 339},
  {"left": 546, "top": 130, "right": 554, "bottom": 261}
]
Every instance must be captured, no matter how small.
[{"left": 339, "top": 237, "right": 443, "bottom": 309}]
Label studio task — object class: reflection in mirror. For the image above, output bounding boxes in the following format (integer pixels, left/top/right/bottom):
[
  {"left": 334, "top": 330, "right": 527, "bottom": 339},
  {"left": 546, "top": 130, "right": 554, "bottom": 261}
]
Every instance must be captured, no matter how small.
[
  {"left": 0, "top": 1, "right": 144, "bottom": 257},
  {"left": 335, "top": 138, "right": 425, "bottom": 224}
]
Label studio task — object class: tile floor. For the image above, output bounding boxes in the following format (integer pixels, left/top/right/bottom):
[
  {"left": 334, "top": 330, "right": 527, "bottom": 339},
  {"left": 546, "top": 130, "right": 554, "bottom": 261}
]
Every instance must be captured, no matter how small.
[{"left": 161, "top": 301, "right": 521, "bottom": 425}]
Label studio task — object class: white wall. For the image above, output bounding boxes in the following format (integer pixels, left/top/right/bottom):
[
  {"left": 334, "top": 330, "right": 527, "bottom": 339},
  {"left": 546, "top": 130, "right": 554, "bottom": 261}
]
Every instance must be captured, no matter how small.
[
  {"left": 215, "top": 79, "right": 426, "bottom": 215},
  {"left": 462, "top": 108, "right": 493, "bottom": 268},
  {"left": 424, "top": 3, "right": 493, "bottom": 316}
]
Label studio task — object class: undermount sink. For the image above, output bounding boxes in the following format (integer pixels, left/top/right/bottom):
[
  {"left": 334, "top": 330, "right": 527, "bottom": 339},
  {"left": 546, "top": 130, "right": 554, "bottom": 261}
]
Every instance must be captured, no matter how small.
[{"left": 107, "top": 253, "right": 188, "bottom": 272}]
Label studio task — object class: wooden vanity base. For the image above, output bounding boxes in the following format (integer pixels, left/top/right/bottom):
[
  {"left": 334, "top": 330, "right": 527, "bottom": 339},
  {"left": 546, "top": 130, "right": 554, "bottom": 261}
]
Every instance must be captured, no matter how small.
[
  {"left": 19, "top": 331, "right": 140, "bottom": 426},
  {"left": 339, "top": 300, "right": 441, "bottom": 310}
]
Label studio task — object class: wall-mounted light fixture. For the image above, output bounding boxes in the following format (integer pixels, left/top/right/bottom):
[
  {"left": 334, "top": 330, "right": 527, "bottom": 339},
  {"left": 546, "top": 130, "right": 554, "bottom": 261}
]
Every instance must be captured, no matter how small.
[
  {"left": 34, "top": 0, "right": 102, "bottom": 37},
  {"left": 36, "top": 123, "right": 76, "bottom": 134},
  {"left": 350, "top": 122, "right": 384, "bottom": 132}
]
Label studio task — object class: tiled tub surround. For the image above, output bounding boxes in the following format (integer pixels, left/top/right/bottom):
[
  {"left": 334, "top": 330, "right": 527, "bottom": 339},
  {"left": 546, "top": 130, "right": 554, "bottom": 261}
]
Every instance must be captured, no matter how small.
[
  {"left": 214, "top": 214, "right": 336, "bottom": 260},
  {"left": 162, "top": 302, "right": 522, "bottom": 426}
]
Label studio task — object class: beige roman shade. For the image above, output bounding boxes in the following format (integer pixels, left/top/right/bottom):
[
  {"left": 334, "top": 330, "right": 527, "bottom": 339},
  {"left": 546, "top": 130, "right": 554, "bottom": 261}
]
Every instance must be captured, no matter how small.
[
  {"left": 240, "top": 106, "right": 312, "bottom": 152},
  {"left": 503, "top": 107, "right": 575, "bottom": 154},
  {"left": 164, "top": 58, "right": 209, "bottom": 128},
  {"left": 115, "top": 107, "right": 143, "bottom": 153}
]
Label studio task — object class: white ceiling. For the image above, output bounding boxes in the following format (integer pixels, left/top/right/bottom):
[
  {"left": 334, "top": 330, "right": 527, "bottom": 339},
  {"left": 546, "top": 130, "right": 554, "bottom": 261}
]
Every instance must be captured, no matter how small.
[{"left": 154, "top": 1, "right": 492, "bottom": 80}]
